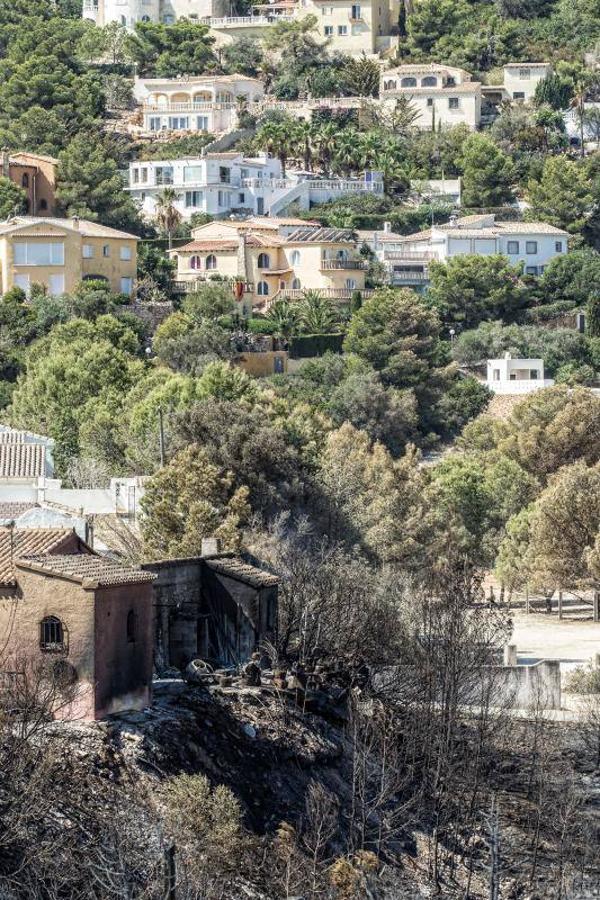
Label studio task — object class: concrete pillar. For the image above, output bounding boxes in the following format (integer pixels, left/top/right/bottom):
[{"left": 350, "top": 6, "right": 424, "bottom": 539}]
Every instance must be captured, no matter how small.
[
  {"left": 503, "top": 644, "right": 517, "bottom": 667},
  {"left": 558, "top": 590, "right": 563, "bottom": 620}
]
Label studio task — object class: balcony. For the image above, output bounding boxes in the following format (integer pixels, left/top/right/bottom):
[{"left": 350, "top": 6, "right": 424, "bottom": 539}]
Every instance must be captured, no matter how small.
[
  {"left": 320, "top": 259, "right": 367, "bottom": 270},
  {"left": 202, "top": 13, "right": 295, "bottom": 27},
  {"left": 276, "top": 288, "right": 374, "bottom": 302},
  {"left": 390, "top": 269, "right": 430, "bottom": 283},
  {"left": 143, "top": 101, "right": 235, "bottom": 112}
]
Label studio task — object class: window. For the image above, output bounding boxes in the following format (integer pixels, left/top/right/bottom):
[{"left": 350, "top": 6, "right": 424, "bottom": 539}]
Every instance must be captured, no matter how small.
[
  {"left": 525, "top": 241, "right": 538, "bottom": 254},
  {"left": 206, "top": 254, "right": 217, "bottom": 270},
  {"left": 292, "top": 277, "right": 301, "bottom": 289},
  {"left": 238, "top": 193, "right": 245, "bottom": 205},
  {"left": 219, "top": 166, "right": 231, "bottom": 184},
  {"left": 401, "top": 77, "right": 417, "bottom": 87},
  {"left": 155, "top": 166, "right": 173, "bottom": 185},
  {"left": 240, "top": 168, "right": 249, "bottom": 180},
  {"left": 525, "top": 266, "right": 539, "bottom": 276},
  {"left": 127, "top": 610, "right": 136, "bottom": 643},
  {"left": 22, "top": 174, "right": 29, "bottom": 188},
  {"left": 141, "top": 168, "right": 148, "bottom": 184},
  {"left": 448, "top": 97, "right": 459, "bottom": 109},
  {"left": 507, "top": 240, "right": 519, "bottom": 254},
  {"left": 217, "top": 190, "right": 228, "bottom": 207},
  {"left": 48, "top": 274, "right": 65, "bottom": 295},
  {"left": 185, "top": 190, "right": 203, "bottom": 208},
  {"left": 519, "top": 67, "right": 530, "bottom": 78},
  {"left": 346, "top": 278, "right": 357, "bottom": 290},
  {"left": 555, "top": 241, "right": 563, "bottom": 252},
  {"left": 258, "top": 252, "right": 270, "bottom": 269},
  {"left": 321, "top": 5, "right": 333, "bottom": 12},
  {"left": 383, "top": 79, "right": 396, "bottom": 90},
  {"left": 530, "top": 369, "right": 539, "bottom": 379},
  {"left": 427, "top": 97, "right": 433, "bottom": 107},
  {"left": 133, "top": 168, "right": 140, "bottom": 184},
  {"left": 446, "top": 76, "right": 456, "bottom": 86},
  {"left": 120, "top": 276, "right": 133, "bottom": 295},
  {"left": 40, "top": 616, "right": 65, "bottom": 652},
  {"left": 337, "top": 24, "right": 348, "bottom": 34},
  {"left": 351, "top": 4, "right": 361, "bottom": 18},
  {"left": 257, "top": 280, "right": 269, "bottom": 296},
  {"left": 82, "top": 244, "right": 94, "bottom": 259},
  {"left": 190, "top": 255, "right": 201, "bottom": 269},
  {"left": 324, "top": 25, "right": 333, "bottom": 35},
  {"left": 184, "top": 165, "right": 203, "bottom": 183},
  {"left": 149, "top": 117, "right": 162, "bottom": 132},
  {"left": 513, "top": 92, "right": 525, "bottom": 100},
  {"left": 102, "top": 244, "right": 110, "bottom": 257},
  {"left": 493, "top": 369, "right": 500, "bottom": 381},
  {"left": 13, "top": 241, "right": 64, "bottom": 266},
  {"left": 168, "top": 116, "right": 189, "bottom": 130},
  {"left": 39, "top": 199, "right": 48, "bottom": 211},
  {"left": 291, "top": 250, "right": 301, "bottom": 265},
  {"left": 196, "top": 116, "right": 209, "bottom": 131},
  {"left": 421, "top": 76, "right": 438, "bottom": 87},
  {"left": 120, "top": 245, "right": 132, "bottom": 261},
  {"left": 14, "top": 274, "right": 30, "bottom": 295}
]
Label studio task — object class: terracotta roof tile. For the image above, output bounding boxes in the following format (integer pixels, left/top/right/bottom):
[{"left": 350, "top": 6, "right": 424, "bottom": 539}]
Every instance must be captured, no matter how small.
[
  {"left": 0, "top": 443, "right": 46, "bottom": 478},
  {"left": 0, "top": 502, "right": 39, "bottom": 521},
  {"left": 0, "top": 528, "right": 77, "bottom": 586},
  {"left": 16, "top": 554, "right": 157, "bottom": 588},
  {"left": 206, "top": 556, "right": 279, "bottom": 588}
]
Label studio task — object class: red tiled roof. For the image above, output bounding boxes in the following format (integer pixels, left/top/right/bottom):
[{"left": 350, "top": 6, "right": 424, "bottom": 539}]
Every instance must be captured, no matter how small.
[
  {"left": 0, "top": 528, "right": 79, "bottom": 587},
  {"left": 16, "top": 554, "right": 156, "bottom": 588}
]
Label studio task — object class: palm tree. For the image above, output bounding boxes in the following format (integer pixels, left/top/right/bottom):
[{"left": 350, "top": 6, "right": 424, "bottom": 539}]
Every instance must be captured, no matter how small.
[
  {"left": 293, "top": 118, "right": 314, "bottom": 172},
  {"left": 298, "top": 290, "right": 338, "bottom": 334},
  {"left": 372, "top": 144, "right": 409, "bottom": 196},
  {"left": 155, "top": 188, "right": 182, "bottom": 250},
  {"left": 333, "top": 130, "right": 362, "bottom": 177},
  {"left": 571, "top": 72, "right": 597, "bottom": 158},
  {"left": 312, "top": 121, "right": 339, "bottom": 176},
  {"left": 266, "top": 299, "right": 299, "bottom": 341},
  {"left": 256, "top": 120, "right": 292, "bottom": 177}
]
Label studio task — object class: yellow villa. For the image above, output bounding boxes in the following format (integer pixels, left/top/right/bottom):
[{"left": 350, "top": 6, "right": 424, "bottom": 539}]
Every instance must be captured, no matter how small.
[
  {"left": 0, "top": 216, "right": 139, "bottom": 298},
  {"left": 171, "top": 218, "right": 368, "bottom": 312}
]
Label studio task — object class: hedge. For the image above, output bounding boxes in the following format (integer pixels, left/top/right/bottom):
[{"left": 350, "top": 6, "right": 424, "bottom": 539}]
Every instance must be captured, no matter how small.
[{"left": 289, "top": 333, "right": 344, "bottom": 358}]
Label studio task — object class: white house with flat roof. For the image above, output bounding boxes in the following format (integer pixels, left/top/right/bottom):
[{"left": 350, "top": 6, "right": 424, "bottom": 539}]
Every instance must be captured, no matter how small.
[
  {"left": 486, "top": 354, "right": 554, "bottom": 394},
  {"left": 379, "top": 214, "right": 569, "bottom": 288},
  {"left": 82, "top": 0, "right": 227, "bottom": 27},
  {"left": 132, "top": 75, "right": 264, "bottom": 136},
  {"left": 379, "top": 64, "right": 482, "bottom": 130},
  {"left": 503, "top": 63, "right": 552, "bottom": 102},
  {"left": 127, "top": 154, "right": 384, "bottom": 219}
]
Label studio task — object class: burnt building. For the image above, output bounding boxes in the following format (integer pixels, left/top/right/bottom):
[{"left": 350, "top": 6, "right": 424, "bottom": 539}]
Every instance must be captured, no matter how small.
[{"left": 142, "top": 553, "right": 279, "bottom": 671}]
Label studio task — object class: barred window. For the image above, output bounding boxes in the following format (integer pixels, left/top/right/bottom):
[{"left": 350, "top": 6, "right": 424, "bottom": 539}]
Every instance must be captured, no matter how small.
[{"left": 40, "top": 616, "right": 65, "bottom": 652}]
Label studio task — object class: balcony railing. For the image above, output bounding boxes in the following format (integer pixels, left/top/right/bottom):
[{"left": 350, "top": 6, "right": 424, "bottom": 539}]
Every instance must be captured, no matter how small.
[
  {"left": 143, "top": 101, "right": 236, "bottom": 112},
  {"left": 320, "top": 259, "right": 367, "bottom": 270},
  {"left": 173, "top": 277, "right": 254, "bottom": 294},
  {"left": 391, "top": 270, "right": 430, "bottom": 282},
  {"left": 276, "top": 288, "right": 374, "bottom": 301},
  {"left": 202, "top": 14, "right": 294, "bottom": 26},
  {"left": 384, "top": 250, "right": 437, "bottom": 260}
]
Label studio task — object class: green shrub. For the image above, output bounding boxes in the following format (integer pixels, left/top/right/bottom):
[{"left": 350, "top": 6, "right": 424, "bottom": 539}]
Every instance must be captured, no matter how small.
[{"left": 290, "top": 333, "right": 345, "bottom": 358}]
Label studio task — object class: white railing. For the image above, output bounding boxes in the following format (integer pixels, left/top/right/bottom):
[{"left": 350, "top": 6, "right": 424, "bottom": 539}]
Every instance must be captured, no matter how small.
[
  {"left": 307, "top": 179, "right": 383, "bottom": 193},
  {"left": 143, "top": 101, "right": 236, "bottom": 112},
  {"left": 203, "top": 14, "right": 294, "bottom": 26},
  {"left": 241, "top": 177, "right": 292, "bottom": 189},
  {"left": 320, "top": 259, "right": 367, "bottom": 270},
  {"left": 384, "top": 250, "right": 437, "bottom": 260},
  {"left": 391, "top": 270, "right": 430, "bottom": 281}
]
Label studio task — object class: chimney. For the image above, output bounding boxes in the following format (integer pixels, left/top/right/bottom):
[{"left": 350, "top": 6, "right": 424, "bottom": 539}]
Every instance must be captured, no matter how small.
[
  {"left": 449, "top": 214, "right": 458, "bottom": 227},
  {"left": 72, "top": 215, "right": 80, "bottom": 230},
  {"left": 1, "top": 147, "right": 10, "bottom": 178},
  {"left": 237, "top": 231, "right": 250, "bottom": 282},
  {"left": 201, "top": 537, "right": 221, "bottom": 557},
  {"left": 383, "top": 221, "right": 391, "bottom": 234}
]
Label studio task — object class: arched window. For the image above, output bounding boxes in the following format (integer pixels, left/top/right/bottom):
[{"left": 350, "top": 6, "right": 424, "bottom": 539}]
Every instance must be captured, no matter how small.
[
  {"left": 205, "top": 254, "right": 217, "bottom": 270},
  {"left": 190, "top": 255, "right": 201, "bottom": 270},
  {"left": 40, "top": 616, "right": 65, "bottom": 652},
  {"left": 257, "top": 252, "right": 270, "bottom": 269},
  {"left": 291, "top": 250, "right": 301, "bottom": 265},
  {"left": 383, "top": 80, "right": 396, "bottom": 90},
  {"left": 421, "top": 76, "right": 438, "bottom": 87},
  {"left": 292, "top": 277, "right": 301, "bottom": 290},
  {"left": 346, "top": 278, "right": 357, "bottom": 290},
  {"left": 337, "top": 249, "right": 349, "bottom": 261},
  {"left": 257, "top": 281, "right": 269, "bottom": 296},
  {"left": 39, "top": 198, "right": 48, "bottom": 211},
  {"left": 400, "top": 77, "right": 417, "bottom": 87},
  {"left": 22, "top": 174, "right": 29, "bottom": 188},
  {"left": 127, "top": 610, "right": 136, "bottom": 643}
]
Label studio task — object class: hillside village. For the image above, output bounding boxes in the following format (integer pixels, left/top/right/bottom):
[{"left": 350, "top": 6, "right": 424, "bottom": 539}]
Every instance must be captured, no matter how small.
[{"left": 1, "top": 0, "right": 600, "bottom": 897}]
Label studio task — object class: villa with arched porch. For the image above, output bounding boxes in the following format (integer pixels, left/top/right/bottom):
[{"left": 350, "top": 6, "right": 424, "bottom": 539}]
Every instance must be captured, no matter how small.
[{"left": 133, "top": 74, "right": 265, "bottom": 135}]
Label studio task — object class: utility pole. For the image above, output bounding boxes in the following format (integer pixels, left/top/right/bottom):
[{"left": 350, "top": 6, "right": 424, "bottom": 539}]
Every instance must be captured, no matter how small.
[
  {"left": 158, "top": 406, "right": 165, "bottom": 467},
  {"left": 484, "top": 795, "right": 501, "bottom": 900}
]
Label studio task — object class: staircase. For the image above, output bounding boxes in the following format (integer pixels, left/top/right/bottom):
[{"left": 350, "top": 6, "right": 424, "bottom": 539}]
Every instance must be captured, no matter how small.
[{"left": 266, "top": 180, "right": 309, "bottom": 215}]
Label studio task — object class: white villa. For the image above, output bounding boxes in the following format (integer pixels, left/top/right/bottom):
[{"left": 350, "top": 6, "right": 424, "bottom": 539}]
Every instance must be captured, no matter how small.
[
  {"left": 132, "top": 75, "right": 264, "bottom": 136},
  {"left": 127, "top": 153, "right": 384, "bottom": 219},
  {"left": 486, "top": 354, "right": 554, "bottom": 394},
  {"left": 363, "top": 214, "right": 569, "bottom": 289},
  {"left": 502, "top": 62, "right": 552, "bottom": 102},
  {"left": 82, "top": 0, "right": 227, "bottom": 27},
  {"left": 380, "top": 64, "right": 482, "bottom": 131}
]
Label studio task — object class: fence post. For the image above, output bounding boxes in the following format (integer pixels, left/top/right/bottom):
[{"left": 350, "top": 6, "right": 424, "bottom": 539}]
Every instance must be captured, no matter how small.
[
  {"left": 558, "top": 590, "right": 563, "bottom": 620},
  {"left": 525, "top": 583, "right": 530, "bottom": 615}
]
